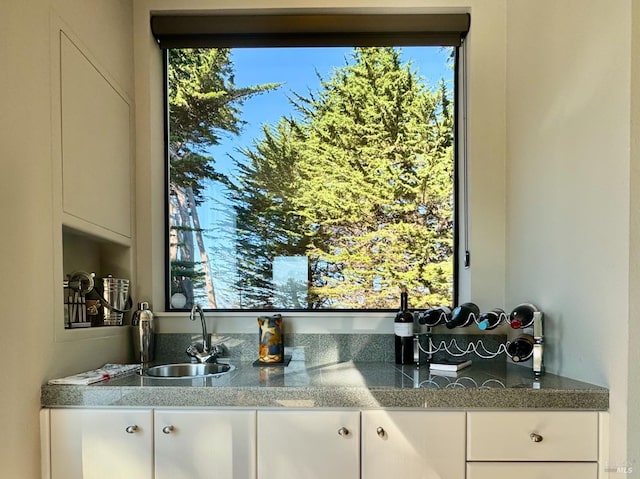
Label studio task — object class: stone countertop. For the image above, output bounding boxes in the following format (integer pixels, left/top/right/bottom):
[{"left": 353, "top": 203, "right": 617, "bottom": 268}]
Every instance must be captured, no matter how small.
[{"left": 41, "top": 360, "right": 608, "bottom": 410}]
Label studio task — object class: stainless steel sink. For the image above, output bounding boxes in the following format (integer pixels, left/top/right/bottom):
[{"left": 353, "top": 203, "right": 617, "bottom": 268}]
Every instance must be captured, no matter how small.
[{"left": 145, "top": 363, "right": 235, "bottom": 378}]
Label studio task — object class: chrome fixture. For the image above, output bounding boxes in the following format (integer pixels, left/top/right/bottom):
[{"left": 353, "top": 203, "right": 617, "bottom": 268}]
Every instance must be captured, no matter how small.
[{"left": 186, "top": 304, "right": 222, "bottom": 363}]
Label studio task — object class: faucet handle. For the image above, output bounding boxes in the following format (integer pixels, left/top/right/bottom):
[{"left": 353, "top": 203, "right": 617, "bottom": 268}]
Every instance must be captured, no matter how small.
[
  {"left": 186, "top": 343, "right": 203, "bottom": 358},
  {"left": 186, "top": 342, "right": 220, "bottom": 364},
  {"left": 211, "top": 343, "right": 225, "bottom": 356}
]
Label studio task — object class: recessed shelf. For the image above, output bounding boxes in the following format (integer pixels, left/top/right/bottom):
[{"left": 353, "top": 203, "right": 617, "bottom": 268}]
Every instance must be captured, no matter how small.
[{"left": 58, "top": 226, "right": 133, "bottom": 336}]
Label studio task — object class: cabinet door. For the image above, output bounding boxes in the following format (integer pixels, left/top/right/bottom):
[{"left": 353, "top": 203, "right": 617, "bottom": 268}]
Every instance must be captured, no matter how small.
[
  {"left": 155, "top": 409, "right": 256, "bottom": 479},
  {"left": 60, "top": 33, "right": 132, "bottom": 237},
  {"left": 50, "top": 408, "right": 152, "bottom": 479},
  {"left": 362, "top": 410, "right": 465, "bottom": 479},
  {"left": 257, "top": 410, "right": 360, "bottom": 479},
  {"left": 467, "top": 462, "right": 598, "bottom": 479}
]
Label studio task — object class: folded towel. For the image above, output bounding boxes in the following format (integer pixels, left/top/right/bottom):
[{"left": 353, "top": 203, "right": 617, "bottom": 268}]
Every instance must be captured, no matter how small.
[{"left": 48, "top": 364, "right": 141, "bottom": 385}]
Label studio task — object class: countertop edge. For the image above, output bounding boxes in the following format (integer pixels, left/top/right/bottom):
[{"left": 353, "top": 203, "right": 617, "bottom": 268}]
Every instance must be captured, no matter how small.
[{"left": 40, "top": 383, "right": 609, "bottom": 410}]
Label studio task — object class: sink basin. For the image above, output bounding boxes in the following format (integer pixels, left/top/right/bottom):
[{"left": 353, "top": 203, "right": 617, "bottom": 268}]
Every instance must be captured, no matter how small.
[{"left": 145, "top": 363, "right": 235, "bottom": 378}]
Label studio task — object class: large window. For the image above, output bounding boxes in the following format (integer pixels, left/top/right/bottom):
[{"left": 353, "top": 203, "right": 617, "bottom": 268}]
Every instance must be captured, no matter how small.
[{"left": 154, "top": 13, "right": 469, "bottom": 312}]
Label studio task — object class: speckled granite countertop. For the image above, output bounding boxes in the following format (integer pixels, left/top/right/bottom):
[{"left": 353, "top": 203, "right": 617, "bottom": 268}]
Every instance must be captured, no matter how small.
[{"left": 41, "top": 360, "right": 608, "bottom": 410}]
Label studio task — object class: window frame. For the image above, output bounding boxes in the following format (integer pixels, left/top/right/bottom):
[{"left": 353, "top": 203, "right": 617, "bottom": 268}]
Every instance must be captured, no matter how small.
[{"left": 157, "top": 13, "right": 468, "bottom": 313}]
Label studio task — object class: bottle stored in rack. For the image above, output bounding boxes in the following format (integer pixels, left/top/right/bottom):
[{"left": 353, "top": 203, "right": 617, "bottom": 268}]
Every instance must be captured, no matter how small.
[
  {"left": 414, "top": 301, "right": 545, "bottom": 375},
  {"left": 419, "top": 306, "right": 452, "bottom": 327},
  {"left": 509, "top": 303, "right": 539, "bottom": 329},
  {"left": 477, "top": 308, "right": 505, "bottom": 331},
  {"left": 446, "top": 302, "right": 479, "bottom": 329},
  {"left": 507, "top": 334, "right": 535, "bottom": 362}
]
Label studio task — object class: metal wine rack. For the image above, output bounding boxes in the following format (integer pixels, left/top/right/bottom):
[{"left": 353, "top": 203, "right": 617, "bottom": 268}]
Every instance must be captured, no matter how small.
[
  {"left": 413, "top": 308, "right": 545, "bottom": 377},
  {"left": 418, "top": 375, "right": 507, "bottom": 389}
]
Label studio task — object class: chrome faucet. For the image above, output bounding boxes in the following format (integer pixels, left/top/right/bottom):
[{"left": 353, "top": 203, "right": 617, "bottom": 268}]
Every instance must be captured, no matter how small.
[{"left": 186, "top": 304, "right": 221, "bottom": 363}]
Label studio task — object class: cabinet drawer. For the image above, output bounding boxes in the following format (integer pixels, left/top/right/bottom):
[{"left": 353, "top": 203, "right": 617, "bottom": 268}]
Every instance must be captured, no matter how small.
[
  {"left": 467, "top": 411, "right": 597, "bottom": 461},
  {"left": 467, "top": 462, "right": 598, "bottom": 479}
]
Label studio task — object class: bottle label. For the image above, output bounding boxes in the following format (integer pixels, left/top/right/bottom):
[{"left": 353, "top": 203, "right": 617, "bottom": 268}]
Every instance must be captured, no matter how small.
[{"left": 394, "top": 322, "right": 414, "bottom": 337}]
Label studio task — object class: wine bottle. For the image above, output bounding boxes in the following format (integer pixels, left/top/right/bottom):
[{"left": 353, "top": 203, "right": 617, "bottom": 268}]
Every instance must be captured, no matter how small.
[
  {"left": 394, "top": 287, "right": 415, "bottom": 365},
  {"left": 419, "top": 306, "right": 452, "bottom": 327},
  {"left": 507, "top": 334, "right": 535, "bottom": 362},
  {"left": 509, "top": 303, "right": 539, "bottom": 329},
  {"left": 445, "top": 302, "right": 479, "bottom": 329},
  {"left": 477, "top": 308, "right": 505, "bottom": 331}
]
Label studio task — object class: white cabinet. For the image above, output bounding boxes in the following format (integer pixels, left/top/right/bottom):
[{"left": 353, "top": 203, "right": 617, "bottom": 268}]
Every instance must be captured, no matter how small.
[
  {"left": 362, "top": 410, "right": 465, "bottom": 479},
  {"left": 466, "top": 411, "right": 599, "bottom": 479},
  {"left": 47, "top": 408, "right": 255, "bottom": 479},
  {"left": 44, "top": 407, "right": 603, "bottom": 479},
  {"left": 154, "top": 409, "right": 256, "bottom": 479},
  {"left": 257, "top": 410, "right": 360, "bottom": 479},
  {"left": 257, "top": 409, "right": 466, "bottom": 479},
  {"left": 49, "top": 408, "right": 152, "bottom": 479},
  {"left": 60, "top": 32, "right": 132, "bottom": 238}
]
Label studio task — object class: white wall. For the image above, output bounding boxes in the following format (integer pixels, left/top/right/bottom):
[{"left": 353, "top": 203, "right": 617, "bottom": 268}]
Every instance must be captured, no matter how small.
[
  {"left": 505, "top": 0, "right": 634, "bottom": 471},
  {"left": 0, "top": 1, "right": 133, "bottom": 477}
]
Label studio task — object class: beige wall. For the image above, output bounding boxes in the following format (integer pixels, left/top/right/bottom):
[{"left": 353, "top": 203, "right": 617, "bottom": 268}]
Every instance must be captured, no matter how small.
[
  {"left": 505, "top": 0, "right": 635, "bottom": 472},
  {"left": 0, "top": 0, "right": 133, "bottom": 477},
  {"left": 629, "top": 1, "right": 640, "bottom": 473},
  {"left": 0, "top": 2, "right": 55, "bottom": 477}
]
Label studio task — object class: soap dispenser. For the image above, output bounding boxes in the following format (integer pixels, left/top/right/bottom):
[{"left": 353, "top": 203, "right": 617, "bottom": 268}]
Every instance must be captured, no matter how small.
[{"left": 132, "top": 302, "right": 156, "bottom": 367}]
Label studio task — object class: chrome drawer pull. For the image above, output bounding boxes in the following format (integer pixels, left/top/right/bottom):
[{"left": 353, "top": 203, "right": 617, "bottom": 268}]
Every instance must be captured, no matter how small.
[
  {"left": 530, "top": 432, "right": 543, "bottom": 443},
  {"left": 162, "top": 425, "right": 175, "bottom": 434},
  {"left": 338, "top": 427, "right": 350, "bottom": 437},
  {"left": 125, "top": 425, "right": 138, "bottom": 434},
  {"left": 376, "top": 427, "right": 385, "bottom": 438}
]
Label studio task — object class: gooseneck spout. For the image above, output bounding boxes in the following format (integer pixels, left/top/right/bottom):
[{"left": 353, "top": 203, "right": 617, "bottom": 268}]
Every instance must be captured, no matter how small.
[{"left": 190, "top": 303, "right": 210, "bottom": 353}]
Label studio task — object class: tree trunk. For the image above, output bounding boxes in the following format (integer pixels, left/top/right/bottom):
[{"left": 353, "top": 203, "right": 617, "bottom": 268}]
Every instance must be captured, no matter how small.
[
  {"left": 187, "top": 186, "right": 217, "bottom": 308},
  {"left": 173, "top": 185, "right": 195, "bottom": 305}
]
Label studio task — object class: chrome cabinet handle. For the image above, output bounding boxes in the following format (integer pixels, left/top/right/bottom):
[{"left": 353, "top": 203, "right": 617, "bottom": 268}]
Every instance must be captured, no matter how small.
[
  {"left": 125, "top": 425, "right": 138, "bottom": 434},
  {"left": 376, "top": 427, "right": 385, "bottom": 438},
  {"left": 162, "top": 425, "right": 175, "bottom": 434},
  {"left": 530, "top": 432, "right": 543, "bottom": 443},
  {"left": 337, "top": 427, "right": 350, "bottom": 437}
]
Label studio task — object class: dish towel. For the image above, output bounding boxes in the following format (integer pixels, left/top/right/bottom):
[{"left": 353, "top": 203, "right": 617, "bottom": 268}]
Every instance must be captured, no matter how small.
[{"left": 48, "top": 364, "right": 141, "bottom": 385}]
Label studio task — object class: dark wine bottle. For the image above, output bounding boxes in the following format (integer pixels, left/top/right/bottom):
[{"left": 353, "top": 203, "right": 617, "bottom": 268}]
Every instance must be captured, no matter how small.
[
  {"left": 394, "top": 287, "right": 415, "bottom": 365},
  {"left": 477, "top": 308, "right": 505, "bottom": 331},
  {"left": 445, "top": 302, "right": 479, "bottom": 329},
  {"left": 509, "top": 303, "right": 539, "bottom": 329},
  {"left": 419, "top": 306, "right": 452, "bottom": 327},
  {"left": 507, "top": 334, "right": 534, "bottom": 362}
]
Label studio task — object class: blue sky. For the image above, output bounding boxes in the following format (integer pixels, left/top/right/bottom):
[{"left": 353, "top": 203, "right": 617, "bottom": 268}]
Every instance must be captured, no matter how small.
[{"left": 208, "top": 46, "right": 454, "bottom": 176}]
